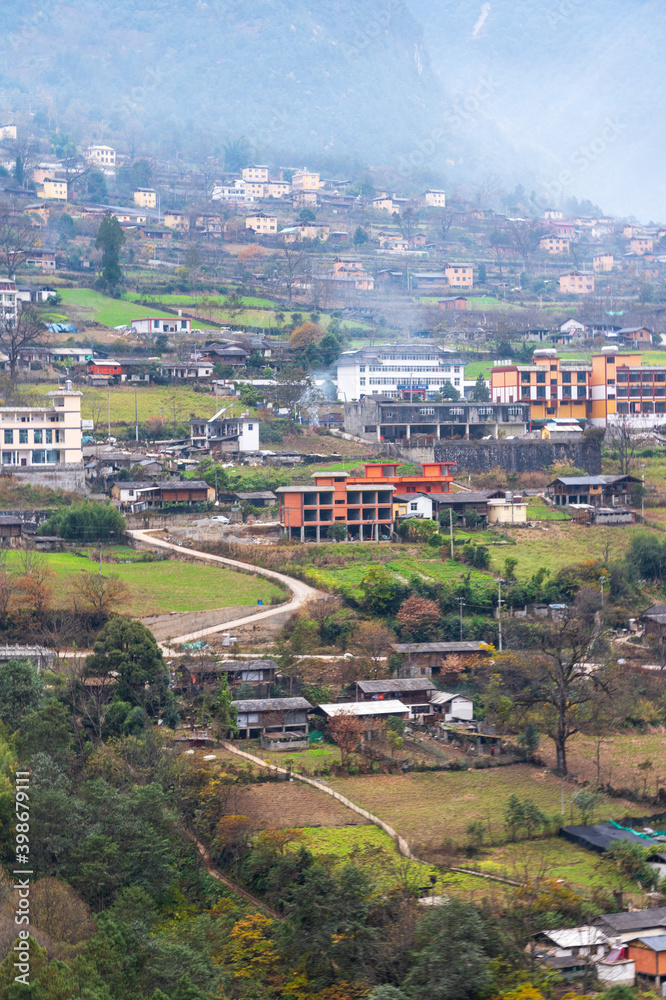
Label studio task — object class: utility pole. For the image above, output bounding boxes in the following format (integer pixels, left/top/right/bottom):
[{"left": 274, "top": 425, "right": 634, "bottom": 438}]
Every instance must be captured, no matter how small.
[
  {"left": 497, "top": 578, "right": 504, "bottom": 652},
  {"left": 599, "top": 574, "right": 605, "bottom": 607},
  {"left": 449, "top": 508, "right": 454, "bottom": 560},
  {"left": 459, "top": 597, "right": 465, "bottom": 641},
  {"left": 641, "top": 463, "right": 645, "bottom": 520},
  {"left": 107, "top": 392, "right": 111, "bottom": 443},
  {"left": 99, "top": 542, "right": 103, "bottom": 575},
  {"left": 134, "top": 385, "right": 139, "bottom": 442}
]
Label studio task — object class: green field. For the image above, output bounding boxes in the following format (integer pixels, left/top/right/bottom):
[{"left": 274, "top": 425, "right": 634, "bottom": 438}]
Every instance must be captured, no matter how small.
[
  {"left": 6, "top": 550, "right": 284, "bottom": 615},
  {"left": 59, "top": 289, "right": 179, "bottom": 328},
  {"left": 21, "top": 383, "right": 236, "bottom": 430},
  {"left": 126, "top": 292, "right": 276, "bottom": 309},
  {"left": 327, "top": 765, "right": 645, "bottom": 854},
  {"left": 487, "top": 522, "right": 638, "bottom": 577},
  {"left": 476, "top": 837, "right": 633, "bottom": 893}
]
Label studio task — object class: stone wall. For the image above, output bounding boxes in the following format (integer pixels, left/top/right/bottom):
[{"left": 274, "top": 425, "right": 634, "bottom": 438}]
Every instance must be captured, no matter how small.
[
  {"left": 8, "top": 464, "right": 86, "bottom": 492},
  {"left": 434, "top": 438, "right": 602, "bottom": 474}
]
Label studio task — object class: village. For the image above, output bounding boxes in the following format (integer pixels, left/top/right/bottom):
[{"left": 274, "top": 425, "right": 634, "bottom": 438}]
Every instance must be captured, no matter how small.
[{"left": 2, "top": 116, "right": 666, "bottom": 1000}]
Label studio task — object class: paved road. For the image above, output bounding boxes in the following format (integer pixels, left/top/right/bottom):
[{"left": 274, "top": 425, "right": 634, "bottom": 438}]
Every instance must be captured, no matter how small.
[{"left": 128, "top": 529, "right": 320, "bottom": 648}]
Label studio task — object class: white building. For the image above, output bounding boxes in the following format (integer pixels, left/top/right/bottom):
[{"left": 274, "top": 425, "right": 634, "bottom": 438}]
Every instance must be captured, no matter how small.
[
  {"left": 424, "top": 189, "right": 446, "bottom": 207},
  {"left": 131, "top": 317, "right": 191, "bottom": 335},
  {"left": 212, "top": 180, "right": 255, "bottom": 203},
  {"left": 430, "top": 692, "right": 474, "bottom": 721},
  {"left": 335, "top": 345, "right": 464, "bottom": 401},
  {"left": 1, "top": 384, "right": 82, "bottom": 468},
  {"left": 0, "top": 280, "right": 18, "bottom": 325},
  {"left": 85, "top": 145, "right": 116, "bottom": 168},
  {"left": 159, "top": 362, "right": 213, "bottom": 380},
  {"left": 189, "top": 409, "right": 260, "bottom": 453}
]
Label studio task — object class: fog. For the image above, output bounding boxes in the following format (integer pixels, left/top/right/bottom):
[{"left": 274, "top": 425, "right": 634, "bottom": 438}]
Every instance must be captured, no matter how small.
[{"left": 1, "top": 0, "right": 662, "bottom": 218}]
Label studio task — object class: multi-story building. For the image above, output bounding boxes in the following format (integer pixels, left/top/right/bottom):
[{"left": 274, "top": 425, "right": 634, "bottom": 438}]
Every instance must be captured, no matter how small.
[
  {"left": 277, "top": 462, "right": 456, "bottom": 542},
  {"left": 41, "top": 179, "right": 67, "bottom": 201},
  {"left": 335, "top": 345, "right": 464, "bottom": 401},
  {"left": 264, "top": 180, "right": 291, "bottom": 199},
  {"left": 0, "top": 124, "right": 17, "bottom": 141},
  {"left": 1, "top": 384, "right": 82, "bottom": 468},
  {"left": 344, "top": 395, "right": 530, "bottom": 442},
  {"left": 134, "top": 188, "right": 157, "bottom": 208},
  {"left": 444, "top": 263, "right": 474, "bottom": 287},
  {"left": 423, "top": 189, "right": 446, "bottom": 207},
  {"left": 0, "top": 280, "right": 17, "bottom": 325},
  {"left": 163, "top": 210, "right": 190, "bottom": 231},
  {"left": 241, "top": 165, "right": 269, "bottom": 183},
  {"left": 540, "top": 235, "right": 570, "bottom": 254},
  {"left": 85, "top": 145, "right": 116, "bottom": 168},
  {"left": 244, "top": 181, "right": 266, "bottom": 199},
  {"left": 189, "top": 409, "right": 259, "bottom": 455},
  {"left": 212, "top": 180, "right": 254, "bottom": 203},
  {"left": 544, "top": 209, "right": 563, "bottom": 220},
  {"left": 372, "top": 196, "right": 400, "bottom": 214},
  {"left": 630, "top": 236, "right": 653, "bottom": 255},
  {"left": 291, "top": 169, "right": 321, "bottom": 191},
  {"left": 245, "top": 213, "right": 277, "bottom": 235},
  {"left": 491, "top": 346, "right": 666, "bottom": 427},
  {"left": 593, "top": 252, "right": 614, "bottom": 272},
  {"left": 559, "top": 270, "right": 594, "bottom": 294}
]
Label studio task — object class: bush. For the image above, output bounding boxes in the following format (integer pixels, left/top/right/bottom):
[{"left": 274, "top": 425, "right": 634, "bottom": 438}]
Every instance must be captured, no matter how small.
[{"left": 37, "top": 500, "right": 126, "bottom": 542}]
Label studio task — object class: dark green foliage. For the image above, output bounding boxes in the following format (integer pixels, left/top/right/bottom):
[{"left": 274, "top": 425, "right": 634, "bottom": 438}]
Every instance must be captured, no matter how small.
[
  {"left": 441, "top": 382, "right": 460, "bottom": 400},
  {"left": 57, "top": 212, "right": 76, "bottom": 239},
  {"left": 95, "top": 212, "right": 125, "bottom": 289},
  {"left": 517, "top": 722, "right": 540, "bottom": 760},
  {"left": 88, "top": 169, "right": 108, "bottom": 202},
  {"left": 461, "top": 543, "right": 491, "bottom": 569},
  {"left": 403, "top": 898, "right": 507, "bottom": 1000},
  {"left": 0, "top": 659, "right": 43, "bottom": 729},
  {"left": 86, "top": 617, "right": 168, "bottom": 710},
  {"left": 38, "top": 499, "right": 126, "bottom": 541},
  {"left": 353, "top": 226, "right": 369, "bottom": 245},
  {"left": 627, "top": 530, "right": 666, "bottom": 580},
  {"left": 470, "top": 372, "right": 490, "bottom": 401},
  {"left": 327, "top": 522, "right": 348, "bottom": 541},
  {"left": 504, "top": 794, "right": 548, "bottom": 840}
]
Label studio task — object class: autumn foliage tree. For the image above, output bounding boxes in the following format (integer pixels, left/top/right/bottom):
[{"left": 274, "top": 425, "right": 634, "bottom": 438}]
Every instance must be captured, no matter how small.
[
  {"left": 290, "top": 321, "right": 324, "bottom": 350},
  {"left": 396, "top": 595, "right": 441, "bottom": 641},
  {"left": 327, "top": 710, "right": 366, "bottom": 764},
  {"left": 351, "top": 621, "right": 395, "bottom": 679}
]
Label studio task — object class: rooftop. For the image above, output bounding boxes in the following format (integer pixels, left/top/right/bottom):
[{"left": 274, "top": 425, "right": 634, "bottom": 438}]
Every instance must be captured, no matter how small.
[
  {"left": 317, "top": 700, "right": 409, "bottom": 717},
  {"left": 392, "top": 641, "right": 488, "bottom": 653},
  {"left": 231, "top": 697, "right": 312, "bottom": 712},
  {"left": 356, "top": 678, "right": 436, "bottom": 694}
]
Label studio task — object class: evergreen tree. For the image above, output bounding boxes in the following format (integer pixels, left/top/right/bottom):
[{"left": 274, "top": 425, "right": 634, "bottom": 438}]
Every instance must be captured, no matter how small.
[
  {"left": 95, "top": 212, "right": 125, "bottom": 289},
  {"left": 14, "top": 155, "right": 24, "bottom": 186},
  {"left": 213, "top": 675, "right": 238, "bottom": 738},
  {"left": 470, "top": 373, "right": 490, "bottom": 401}
]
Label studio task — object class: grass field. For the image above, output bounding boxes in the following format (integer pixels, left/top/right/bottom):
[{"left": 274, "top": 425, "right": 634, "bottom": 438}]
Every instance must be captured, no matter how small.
[
  {"left": 59, "top": 289, "right": 179, "bottom": 328},
  {"left": 326, "top": 765, "right": 645, "bottom": 855},
  {"left": 477, "top": 837, "right": 632, "bottom": 893},
  {"left": 126, "top": 292, "right": 276, "bottom": 309},
  {"left": 487, "top": 522, "right": 638, "bottom": 577},
  {"left": 21, "top": 382, "right": 230, "bottom": 430},
  {"left": 5, "top": 550, "right": 283, "bottom": 616},
  {"left": 539, "top": 731, "right": 666, "bottom": 792}
]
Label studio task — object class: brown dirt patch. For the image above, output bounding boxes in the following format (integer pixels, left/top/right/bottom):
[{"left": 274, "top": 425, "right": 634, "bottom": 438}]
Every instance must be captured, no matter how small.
[{"left": 235, "top": 781, "right": 370, "bottom": 829}]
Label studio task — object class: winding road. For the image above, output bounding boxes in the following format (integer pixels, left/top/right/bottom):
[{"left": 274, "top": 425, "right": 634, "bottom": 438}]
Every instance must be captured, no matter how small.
[{"left": 128, "top": 529, "right": 320, "bottom": 648}]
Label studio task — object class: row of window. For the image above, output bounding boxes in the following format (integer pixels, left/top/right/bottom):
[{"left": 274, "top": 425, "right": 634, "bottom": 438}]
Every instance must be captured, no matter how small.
[
  {"left": 2, "top": 450, "right": 61, "bottom": 464},
  {"left": 617, "top": 402, "right": 666, "bottom": 414},
  {"left": 4, "top": 428, "right": 63, "bottom": 444},
  {"left": 360, "top": 365, "right": 461, "bottom": 373},
  {"left": 617, "top": 387, "right": 666, "bottom": 397},
  {"left": 363, "top": 377, "right": 461, "bottom": 387},
  {"left": 616, "top": 371, "right": 666, "bottom": 382}
]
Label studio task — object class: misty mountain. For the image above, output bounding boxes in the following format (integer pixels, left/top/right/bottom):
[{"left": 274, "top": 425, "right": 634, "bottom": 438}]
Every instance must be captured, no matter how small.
[{"left": 1, "top": 1, "right": 664, "bottom": 217}]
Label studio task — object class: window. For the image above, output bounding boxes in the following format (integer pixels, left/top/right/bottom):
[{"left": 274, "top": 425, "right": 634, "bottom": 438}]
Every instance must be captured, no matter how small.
[
  {"left": 3, "top": 430, "right": 12, "bottom": 444},
  {"left": 18, "top": 429, "right": 27, "bottom": 444},
  {"left": 420, "top": 407, "right": 434, "bottom": 415},
  {"left": 410, "top": 502, "right": 418, "bottom": 511},
  {"left": 536, "top": 372, "right": 545, "bottom": 384},
  {"left": 508, "top": 406, "right": 522, "bottom": 416},
  {"left": 521, "top": 372, "right": 531, "bottom": 382},
  {"left": 32, "top": 450, "right": 45, "bottom": 464},
  {"left": 536, "top": 387, "right": 546, "bottom": 399},
  {"left": 46, "top": 450, "right": 60, "bottom": 464},
  {"left": 562, "top": 371, "right": 571, "bottom": 383},
  {"left": 359, "top": 366, "right": 366, "bottom": 372},
  {"left": 45, "top": 429, "right": 52, "bottom": 444},
  {"left": 247, "top": 424, "right": 253, "bottom": 431},
  {"left": 359, "top": 378, "right": 366, "bottom": 386},
  {"left": 33, "top": 429, "right": 42, "bottom": 444}
]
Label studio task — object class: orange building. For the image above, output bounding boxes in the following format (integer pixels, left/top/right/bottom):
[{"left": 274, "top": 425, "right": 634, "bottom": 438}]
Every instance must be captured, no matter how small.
[
  {"left": 491, "top": 347, "right": 666, "bottom": 426},
  {"left": 277, "top": 462, "right": 455, "bottom": 542},
  {"left": 627, "top": 936, "right": 666, "bottom": 984},
  {"left": 559, "top": 270, "right": 595, "bottom": 294}
]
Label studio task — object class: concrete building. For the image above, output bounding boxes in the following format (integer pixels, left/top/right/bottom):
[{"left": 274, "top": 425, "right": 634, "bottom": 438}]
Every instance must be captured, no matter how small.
[
  {"left": 423, "top": 189, "right": 446, "bottom": 207},
  {"left": 444, "top": 263, "right": 474, "bottom": 287},
  {"left": 85, "top": 145, "right": 116, "bottom": 168},
  {"left": 241, "top": 165, "right": 270, "bottom": 182},
  {"left": 130, "top": 316, "right": 191, "bottom": 335},
  {"left": 189, "top": 409, "right": 259, "bottom": 455},
  {"left": 344, "top": 395, "right": 529, "bottom": 442},
  {"left": 0, "top": 280, "right": 18, "bottom": 325},
  {"left": 134, "top": 188, "right": 157, "bottom": 208},
  {"left": 245, "top": 212, "right": 277, "bottom": 234},
  {"left": 1, "top": 384, "right": 82, "bottom": 469},
  {"left": 335, "top": 345, "right": 463, "bottom": 401},
  {"left": 559, "top": 271, "right": 595, "bottom": 294},
  {"left": 41, "top": 179, "right": 67, "bottom": 201},
  {"left": 593, "top": 252, "right": 614, "bottom": 272}
]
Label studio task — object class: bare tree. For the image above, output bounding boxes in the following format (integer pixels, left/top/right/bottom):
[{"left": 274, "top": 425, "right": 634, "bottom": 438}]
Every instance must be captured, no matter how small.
[
  {"left": 506, "top": 220, "right": 545, "bottom": 274},
  {"left": 274, "top": 238, "right": 309, "bottom": 305},
  {"left": 606, "top": 415, "right": 639, "bottom": 475},
  {"left": 0, "top": 206, "right": 40, "bottom": 276},
  {"left": 351, "top": 621, "right": 394, "bottom": 679},
  {"left": 70, "top": 572, "right": 130, "bottom": 621},
  {"left": 0, "top": 300, "right": 48, "bottom": 386},
  {"left": 327, "top": 710, "right": 366, "bottom": 764}
]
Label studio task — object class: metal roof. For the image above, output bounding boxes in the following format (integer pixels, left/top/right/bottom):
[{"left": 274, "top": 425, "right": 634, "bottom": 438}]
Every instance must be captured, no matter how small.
[
  {"left": 597, "top": 907, "right": 666, "bottom": 934},
  {"left": 217, "top": 659, "right": 279, "bottom": 672},
  {"left": 629, "top": 935, "right": 666, "bottom": 951},
  {"left": 430, "top": 691, "right": 473, "bottom": 705},
  {"left": 317, "top": 700, "right": 409, "bottom": 717},
  {"left": 356, "top": 678, "right": 436, "bottom": 694},
  {"left": 231, "top": 697, "right": 312, "bottom": 712},
  {"left": 392, "top": 641, "right": 487, "bottom": 653}
]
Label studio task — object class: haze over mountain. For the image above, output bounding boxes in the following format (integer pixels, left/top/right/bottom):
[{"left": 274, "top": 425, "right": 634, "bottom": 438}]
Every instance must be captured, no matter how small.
[{"left": 1, "top": 0, "right": 662, "bottom": 218}]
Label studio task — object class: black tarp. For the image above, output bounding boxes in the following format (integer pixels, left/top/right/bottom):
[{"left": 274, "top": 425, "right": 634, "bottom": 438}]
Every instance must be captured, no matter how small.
[{"left": 560, "top": 812, "right": 666, "bottom": 854}]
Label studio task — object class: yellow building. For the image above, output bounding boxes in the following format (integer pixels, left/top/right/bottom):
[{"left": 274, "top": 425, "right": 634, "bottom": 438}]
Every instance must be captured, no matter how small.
[
  {"left": 264, "top": 180, "right": 291, "bottom": 198},
  {"left": 544, "top": 209, "right": 563, "bottom": 220},
  {"left": 490, "top": 348, "right": 664, "bottom": 425},
  {"left": 0, "top": 124, "right": 18, "bottom": 141},
  {"left": 134, "top": 188, "right": 157, "bottom": 208},
  {"left": 292, "top": 169, "right": 321, "bottom": 191},
  {"left": 445, "top": 263, "right": 473, "bottom": 287},
  {"left": 163, "top": 210, "right": 190, "bottom": 231},
  {"left": 487, "top": 499, "right": 527, "bottom": 524},
  {"left": 630, "top": 236, "right": 653, "bottom": 255},
  {"left": 245, "top": 213, "right": 277, "bottom": 234},
  {"left": 540, "top": 235, "right": 570, "bottom": 254},
  {"left": 372, "top": 196, "right": 399, "bottom": 214},
  {"left": 41, "top": 179, "right": 68, "bottom": 201},
  {"left": 244, "top": 181, "right": 266, "bottom": 199},
  {"left": 593, "top": 253, "right": 614, "bottom": 272},
  {"left": 423, "top": 189, "right": 446, "bottom": 207},
  {"left": 33, "top": 167, "right": 56, "bottom": 185},
  {"left": 241, "top": 165, "right": 269, "bottom": 182},
  {"left": 559, "top": 271, "right": 594, "bottom": 294},
  {"left": 293, "top": 190, "right": 318, "bottom": 208}
]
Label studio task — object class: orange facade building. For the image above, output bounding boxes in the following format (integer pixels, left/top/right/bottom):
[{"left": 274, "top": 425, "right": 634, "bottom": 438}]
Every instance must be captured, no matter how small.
[
  {"left": 491, "top": 348, "right": 666, "bottom": 425},
  {"left": 277, "top": 462, "right": 456, "bottom": 542}
]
